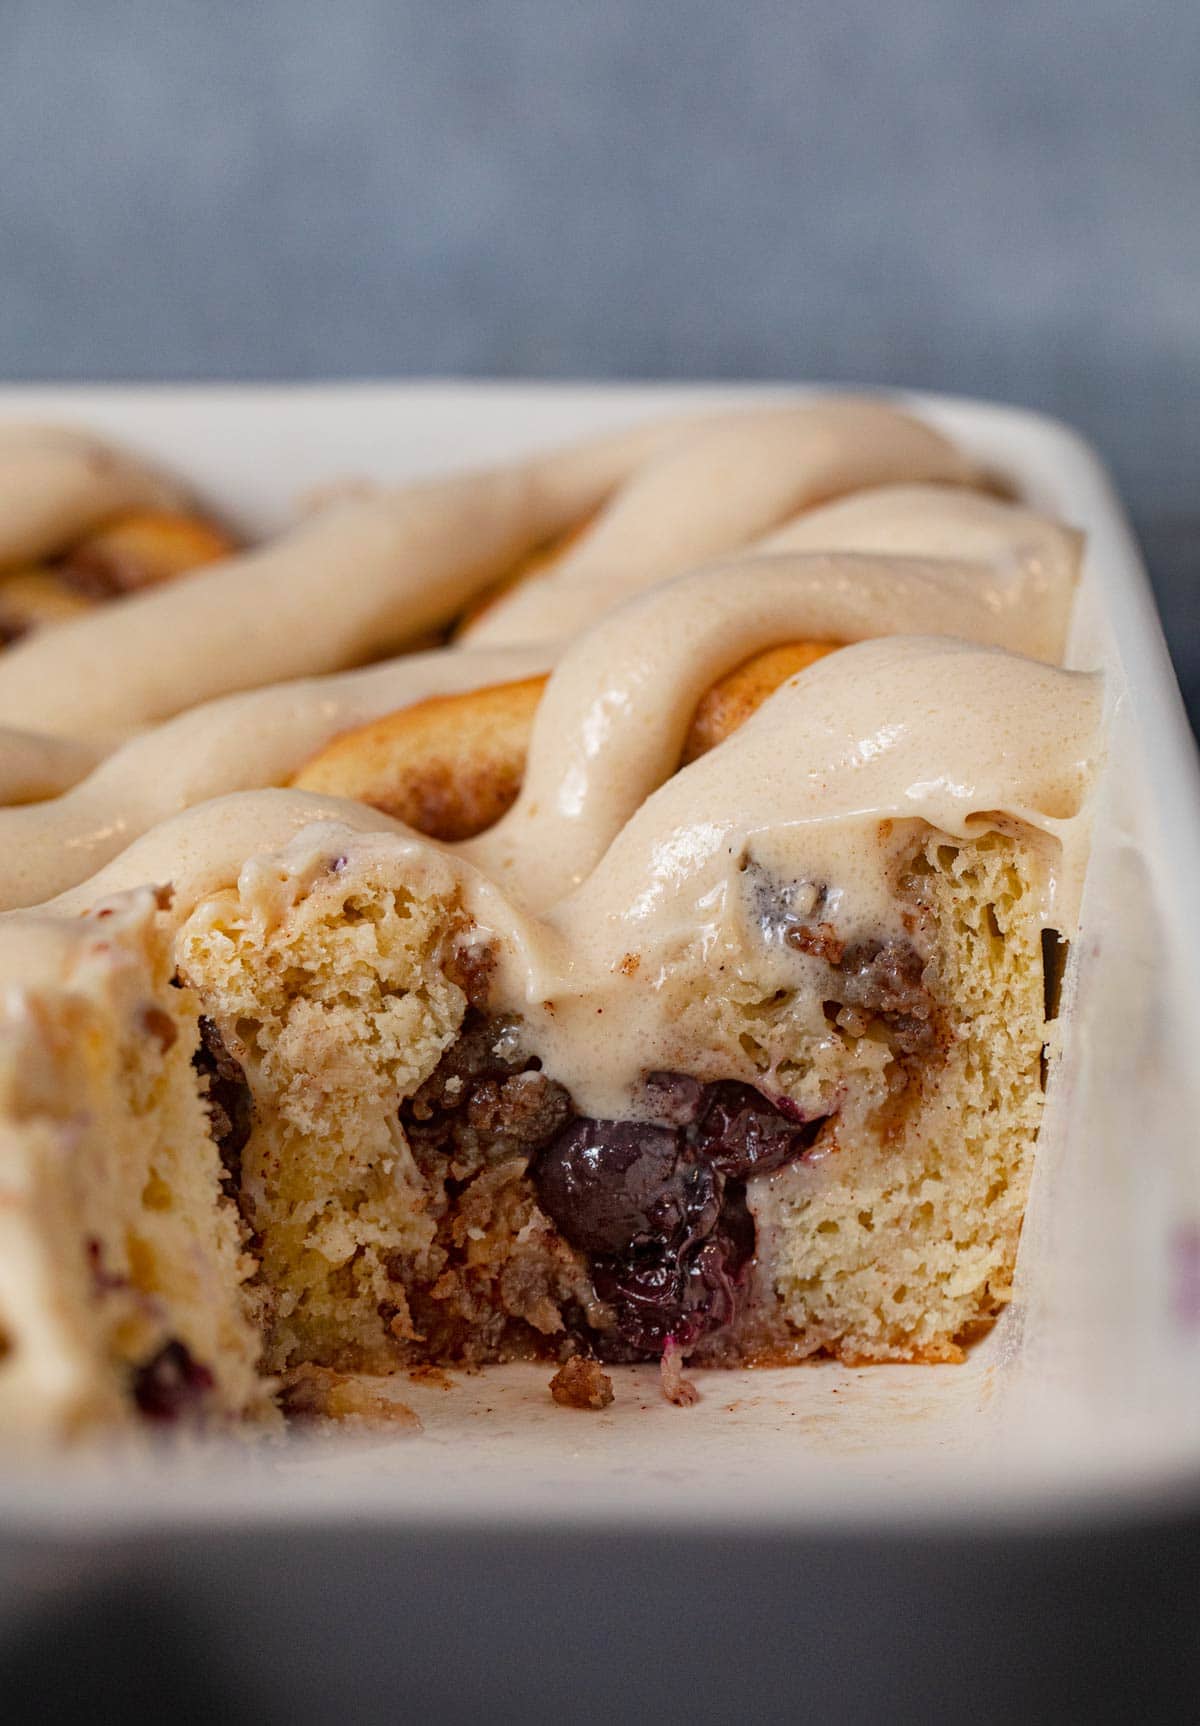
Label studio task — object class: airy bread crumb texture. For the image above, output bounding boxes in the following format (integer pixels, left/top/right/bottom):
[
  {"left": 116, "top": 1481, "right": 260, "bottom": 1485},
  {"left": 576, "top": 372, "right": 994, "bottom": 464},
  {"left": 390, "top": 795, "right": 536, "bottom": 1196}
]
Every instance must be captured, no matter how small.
[
  {"left": 176, "top": 848, "right": 471, "bottom": 1375},
  {"left": 0, "top": 897, "right": 266, "bottom": 1437},
  {"left": 757, "top": 830, "right": 1049, "bottom": 1362}
]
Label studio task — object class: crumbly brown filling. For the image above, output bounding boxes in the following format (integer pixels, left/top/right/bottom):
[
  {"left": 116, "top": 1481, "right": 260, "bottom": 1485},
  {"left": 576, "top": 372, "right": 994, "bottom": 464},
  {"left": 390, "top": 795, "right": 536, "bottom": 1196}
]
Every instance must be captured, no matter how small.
[
  {"left": 549, "top": 1355, "right": 615, "bottom": 1410},
  {"left": 392, "top": 1011, "right": 605, "bottom": 1365},
  {"left": 192, "top": 1015, "right": 254, "bottom": 1202},
  {"left": 824, "top": 936, "right": 942, "bottom": 1058}
]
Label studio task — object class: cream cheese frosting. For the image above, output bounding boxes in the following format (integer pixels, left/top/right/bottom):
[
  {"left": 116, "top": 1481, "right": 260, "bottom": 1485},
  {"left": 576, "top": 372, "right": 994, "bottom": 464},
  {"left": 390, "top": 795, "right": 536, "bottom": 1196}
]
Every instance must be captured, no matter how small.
[
  {"left": 0, "top": 398, "right": 975, "bottom": 741},
  {"left": 0, "top": 727, "right": 103, "bottom": 807},
  {"left": 0, "top": 413, "right": 673, "bottom": 739},
  {"left": 462, "top": 551, "right": 1080, "bottom": 907},
  {"left": 0, "top": 645, "right": 556, "bottom": 910},
  {"left": 457, "top": 402, "right": 980, "bottom": 648},
  {"left": 461, "top": 481, "right": 1079, "bottom": 653}
]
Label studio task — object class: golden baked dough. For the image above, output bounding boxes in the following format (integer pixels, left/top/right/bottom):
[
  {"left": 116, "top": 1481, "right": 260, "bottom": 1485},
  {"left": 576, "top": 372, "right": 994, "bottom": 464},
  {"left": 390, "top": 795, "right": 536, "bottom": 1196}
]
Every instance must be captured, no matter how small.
[
  {"left": 56, "top": 508, "right": 237, "bottom": 596},
  {"left": 681, "top": 640, "right": 840, "bottom": 763},
  {"left": 293, "top": 676, "right": 548, "bottom": 841},
  {"left": 292, "top": 641, "right": 842, "bottom": 838},
  {"left": 0, "top": 569, "right": 96, "bottom": 637}
]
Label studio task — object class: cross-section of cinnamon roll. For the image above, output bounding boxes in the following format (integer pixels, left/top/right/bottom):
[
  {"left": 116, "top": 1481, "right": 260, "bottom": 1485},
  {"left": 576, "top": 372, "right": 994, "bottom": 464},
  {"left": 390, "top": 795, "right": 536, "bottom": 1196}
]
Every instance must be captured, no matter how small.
[
  {"left": 0, "top": 890, "right": 267, "bottom": 1437},
  {"left": 0, "top": 627, "right": 1099, "bottom": 1432},
  {"left": 159, "top": 637, "right": 1097, "bottom": 1382}
]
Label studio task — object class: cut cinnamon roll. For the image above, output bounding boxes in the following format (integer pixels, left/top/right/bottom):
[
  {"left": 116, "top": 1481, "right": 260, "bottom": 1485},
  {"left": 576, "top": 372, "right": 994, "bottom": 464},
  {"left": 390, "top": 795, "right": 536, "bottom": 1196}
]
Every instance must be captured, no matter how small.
[
  {"left": 171, "top": 639, "right": 1097, "bottom": 1379},
  {"left": 0, "top": 890, "right": 267, "bottom": 1436},
  {"left": 0, "top": 632, "right": 1100, "bottom": 1430}
]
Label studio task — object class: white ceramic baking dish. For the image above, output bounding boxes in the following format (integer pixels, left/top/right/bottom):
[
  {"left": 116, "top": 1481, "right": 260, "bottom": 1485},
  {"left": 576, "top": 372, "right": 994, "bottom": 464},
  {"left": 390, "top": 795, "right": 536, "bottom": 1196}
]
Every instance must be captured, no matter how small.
[{"left": 0, "top": 380, "right": 1196, "bottom": 1544}]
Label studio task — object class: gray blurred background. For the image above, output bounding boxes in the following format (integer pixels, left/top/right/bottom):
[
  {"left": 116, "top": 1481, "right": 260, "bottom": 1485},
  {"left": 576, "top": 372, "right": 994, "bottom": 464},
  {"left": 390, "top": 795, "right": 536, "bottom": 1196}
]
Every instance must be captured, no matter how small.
[{"left": 0, "top": 0, "right": 1196, "bottom": 719}]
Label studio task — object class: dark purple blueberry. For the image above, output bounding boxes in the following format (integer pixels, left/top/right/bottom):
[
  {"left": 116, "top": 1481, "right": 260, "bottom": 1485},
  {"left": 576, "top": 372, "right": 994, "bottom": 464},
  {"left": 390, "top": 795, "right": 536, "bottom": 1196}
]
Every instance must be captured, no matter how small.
[
  {"left": 131, "top": 1339, "right": 215, "bottom": 1423},
  {"left": 717, "top": 1179, "right": 757, "bottom": 1266},
  {"left": 641, "top": 1071, "right": 706, "bottom": 1127},
  {"left": 534, "top": 1118, "right": 710, "bottom": 1256},
  {"left": 592, "top": 1226, "right": 744, "bottom": 1355},
  {"left": 533, "top": 1081, "right": 823, "bottom": 1358},
  {"left": 192, "top": 1016, "right": 253, "bottom": 1200},
  {"left": 592, "top": 1247, "right": 687, "bottom": 1353},
  {"left": 690, "top": 1081, "right": 822, "bottom": 1179}
]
